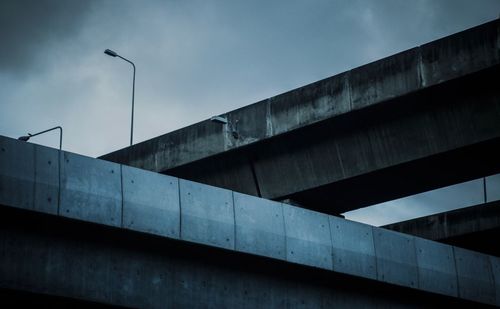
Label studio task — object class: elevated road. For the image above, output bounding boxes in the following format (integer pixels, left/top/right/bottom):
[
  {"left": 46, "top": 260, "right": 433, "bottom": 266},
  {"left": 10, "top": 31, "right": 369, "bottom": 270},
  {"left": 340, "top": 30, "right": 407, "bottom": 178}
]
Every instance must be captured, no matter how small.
[
  {"left": 101, "top": 20, "right": 500, "bottom": 214},
  {"left": 1, "top": 135, "right": 499, "bottom": 307},
  {"left": 384, "top": 200, "right": 500, "bottom": 257}
]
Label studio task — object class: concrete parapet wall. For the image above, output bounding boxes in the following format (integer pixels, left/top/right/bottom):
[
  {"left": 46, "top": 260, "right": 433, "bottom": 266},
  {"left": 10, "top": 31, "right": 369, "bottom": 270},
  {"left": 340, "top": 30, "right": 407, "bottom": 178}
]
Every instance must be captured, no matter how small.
[{"left": 1, "top": 135, "right": 499, "bottom": 306}]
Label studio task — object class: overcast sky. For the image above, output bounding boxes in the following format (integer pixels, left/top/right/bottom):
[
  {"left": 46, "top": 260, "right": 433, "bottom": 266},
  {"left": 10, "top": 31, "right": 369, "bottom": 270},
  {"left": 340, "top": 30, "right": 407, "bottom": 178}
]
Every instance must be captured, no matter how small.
[{"left": 1, "top": 0, "right": 499, "bottom": 225}]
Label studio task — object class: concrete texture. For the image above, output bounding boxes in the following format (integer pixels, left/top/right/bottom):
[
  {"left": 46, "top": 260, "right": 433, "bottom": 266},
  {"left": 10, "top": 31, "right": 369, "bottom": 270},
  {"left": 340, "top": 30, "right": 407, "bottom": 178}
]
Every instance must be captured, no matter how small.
[
  {"left": 414, "top": 238, "right": 458, "bottom": 297},
  {"left": 489, "top": 256, "right": 500, "bottom": 306},
  {"left": 419, "top": 19, "right": 500, "bottom": 86},
  {"left": 383, "top": 201, "right": 500, "bottom": 256},
  {"left": 349, "top": 48, "right": 419, "bottom": 110},
  {"left": 373, "top": 228, "right": 418, "bottom": 289},
  {"left": 329, "top": 216, "right": 377, "bottom": 280},
  {"left": 283, "top": 206, "right": 332, "bottom": 270},
  {"left": 233, "top": 192, "right": 286, "bottom": 260},
  {"left": 122, "top": 165, "right": 180, "bottom": 238},
  {"left": 486, "top": 174, "right": 500, "bottom": 202},
  {"left": 179, "top": 179, "right": 235, "bottom": 250},
  {"left": 60, "top": 151, "right": 122, "bottom": 227},
  {"left": 0, "top": 135, "right": 35, "bottom": 211},
  {"left": 0, "top": 207, "right": 481, "bottom": 308},
  {"left": 34, "top": 144, "right": 60, "bottom": 215},
  {"left": 1, "top": 134, "right": 499, "bottom": 305},
  {"left": 269, "top": 71, "right": 351, "bottom": 136},
  {"left": 101, "top": 19, "right": 500, "bottom": 216},
  {"left": 454, "top": 247, "right": 496, "bottom": 304}
]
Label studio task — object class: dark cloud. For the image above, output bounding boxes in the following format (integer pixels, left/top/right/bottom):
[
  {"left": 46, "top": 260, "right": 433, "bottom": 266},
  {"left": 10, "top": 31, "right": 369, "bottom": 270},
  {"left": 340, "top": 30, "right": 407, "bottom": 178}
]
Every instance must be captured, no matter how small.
[{"left": 0, "top": 0, "right": 95, "bottom": 76}]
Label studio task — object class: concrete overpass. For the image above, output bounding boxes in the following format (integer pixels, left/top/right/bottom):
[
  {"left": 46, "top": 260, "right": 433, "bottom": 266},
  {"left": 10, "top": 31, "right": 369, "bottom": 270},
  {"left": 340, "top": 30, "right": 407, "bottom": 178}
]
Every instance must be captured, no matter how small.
[
  {"left": 1, "top": 135, "right": 499, "bottom": 307},
  {"left": 102, "top": 19, "right": 500, "bottom": 215},
  {"left": 383, "top": 200, "right": 500, "bottom": 257}
]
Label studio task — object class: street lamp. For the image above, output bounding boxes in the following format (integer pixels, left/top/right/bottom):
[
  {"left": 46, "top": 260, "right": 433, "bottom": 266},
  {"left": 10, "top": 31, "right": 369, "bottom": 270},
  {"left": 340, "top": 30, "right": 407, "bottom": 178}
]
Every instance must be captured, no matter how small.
[
  {"left": 18, "top": 126, "right": 63, "bottom": 150},
  {"left": 104, "top": 48, "right": 136, "bottom": 146}
]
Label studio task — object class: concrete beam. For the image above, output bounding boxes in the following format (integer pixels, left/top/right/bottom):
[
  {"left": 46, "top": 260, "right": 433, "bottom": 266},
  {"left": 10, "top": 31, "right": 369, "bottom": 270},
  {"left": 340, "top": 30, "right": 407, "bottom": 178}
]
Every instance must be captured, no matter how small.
[
  {"left": 383, "top": 201, "right": 500, "bottom": 241},
  {"left": 2, "top": 135, "right": 500, "bottom": 306},
  {"left": 0, "top": 206, "right": 480, "bottom": 308},
  {"left": 101, "top": 20, "right": 499, "bottom": 173},
  {"left": 383, "top": 201, "right": 500, "bottom": 257},
  {"left": 100, "top": 20, "right": 500, "bottom": 214}
]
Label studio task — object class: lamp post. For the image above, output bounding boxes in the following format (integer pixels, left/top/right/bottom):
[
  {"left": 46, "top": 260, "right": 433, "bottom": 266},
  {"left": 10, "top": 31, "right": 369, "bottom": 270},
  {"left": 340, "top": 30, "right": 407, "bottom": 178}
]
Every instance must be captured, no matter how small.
[
  {"left": 18, "top": 126, "right": 63, "bottom": 150},
  {"left": 104, "top": 48, "right": 136, "bottom": 146}
]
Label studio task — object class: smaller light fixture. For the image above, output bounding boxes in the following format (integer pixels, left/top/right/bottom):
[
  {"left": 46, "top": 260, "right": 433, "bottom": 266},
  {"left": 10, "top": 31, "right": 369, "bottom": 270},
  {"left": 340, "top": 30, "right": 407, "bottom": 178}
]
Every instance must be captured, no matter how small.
[
  {"left": 18, "top": 126, "right": 63, "bottom": 150},
  {"left": 18, "top": 135, "right": 31, "bottom": 142},
  {"left": 210, "top": 116, "right": 228, "bottom": 124}
]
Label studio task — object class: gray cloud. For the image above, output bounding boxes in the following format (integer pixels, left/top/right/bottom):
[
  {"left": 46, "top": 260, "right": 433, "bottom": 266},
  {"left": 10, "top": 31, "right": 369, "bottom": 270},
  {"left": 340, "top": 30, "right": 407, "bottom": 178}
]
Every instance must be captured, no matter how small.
[{"left": 0, "top": 0, "right": 95, "bottom": 76}]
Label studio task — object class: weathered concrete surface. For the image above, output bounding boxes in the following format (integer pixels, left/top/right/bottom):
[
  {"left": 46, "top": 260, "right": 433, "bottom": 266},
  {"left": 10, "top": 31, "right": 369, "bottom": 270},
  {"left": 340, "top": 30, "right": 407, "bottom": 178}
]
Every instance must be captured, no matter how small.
[
  {"left": 330, "top": 216, "right": 377, "bottom": 280},
  {"left": 414, "top": 238, "right": 458, "bottom": 297},
  {"left": 373, "top": 228, "right": 418, "bottom": 289},
  {"left": 122, "top": 165, "right": 180, "bottom": 238},
  {"left": 60, "top": 151, "right": 122, "bottom": 227},
  {"left": 383, "top": 200, "right": 500, "bottom": 257},
  {"left": 233, "top": 192, "right": 286, "bottom": 260},
  {"left": 0, "top": 206, "right": 487, "bottom": 308},
  {"left": 283, "top": 205, "right": 332, "bottom": 270},
  {"left": 454, "top": 247, "right": 496, "bottom": 304},
  {"left": 101, "top": 20, "right": 500, "bottom": 214},
  {"left": 179, "top": 179, "right": 235, "bottom": 250},
  {"left": 0, "top": 137, "right": 36, "bottom": 212},
  {"left": 2, "top": 135, "right": 500, "bottom": 306},
  {"left": 102, "top": 20, "right": 499, "bottom": 172}
]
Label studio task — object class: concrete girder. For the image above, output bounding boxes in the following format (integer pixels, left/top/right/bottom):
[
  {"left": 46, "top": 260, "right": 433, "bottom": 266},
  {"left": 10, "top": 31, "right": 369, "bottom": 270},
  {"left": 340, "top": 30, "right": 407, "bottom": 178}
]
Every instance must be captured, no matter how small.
[
  {"left": 2, "top": 135, "right": 500, "bottom": 306},
  {"left": 99, "top": 19, "right": 500, "bottom": 214}
]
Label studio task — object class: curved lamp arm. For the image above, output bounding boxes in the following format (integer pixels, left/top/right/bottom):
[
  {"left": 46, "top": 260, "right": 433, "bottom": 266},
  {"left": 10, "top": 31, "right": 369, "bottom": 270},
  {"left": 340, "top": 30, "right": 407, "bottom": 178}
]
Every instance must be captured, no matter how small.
[{"left": 18, "top": 126, "right": 63, "bottom": 150}]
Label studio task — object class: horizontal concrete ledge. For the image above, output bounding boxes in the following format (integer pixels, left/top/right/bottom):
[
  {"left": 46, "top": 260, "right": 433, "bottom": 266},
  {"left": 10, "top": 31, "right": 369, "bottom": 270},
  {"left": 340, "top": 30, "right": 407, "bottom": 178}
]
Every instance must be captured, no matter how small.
[
  {"left": 1, "top": 206, "right": 483, "bottom": 308},
  {"left": 383, "top": 201, "right": 500, "bottom": 241},
  {"left": 2, "top": 135, "right": 500, "bottom": 305},
  {"left": 382, "top": 201, "right": 500, "bottom": 258},
  {"left": 101, "top": 19, "right": 499, "bottom": 174}
]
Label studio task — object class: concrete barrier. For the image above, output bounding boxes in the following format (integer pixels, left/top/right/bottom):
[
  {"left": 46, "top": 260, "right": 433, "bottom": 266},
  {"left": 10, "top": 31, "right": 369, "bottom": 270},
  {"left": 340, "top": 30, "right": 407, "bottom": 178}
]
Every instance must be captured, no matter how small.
[
  {"left": 490, "top": 255, "right": 500, "bottom": 306},
  {"left": 373, "top": 228, "right": 418, "bottom": 289},
  {"left": 2, "top": 134, "right": 500, "bottom": 305},
  {"left": 486, "top": 174, "right": 500, "bottom": 203},
  {"left": 234, "top": 192, "right": 286, "bottom": 260},
  {"left": 0, "top": 136, "right": 35, "bottom": 211},
  {"left": 179, "top": 179, "right": 234, "bottom": 250},
  {"left": 34, "top": 144, "right": 60, "bottom": 215},
  {"left": 60, "top": 151, "right": 122, "bottom": 227},
  {"left": 122, "top": 165, "right": 180, "bottom": 238},
  {"left": 415, "top": 237, "right": 458, "bottom": 297},
  {"left": 283, "top": 205, "right": 332, "bottom": 270},
  {"left": 329, "top": 216, "right": 376, "bottom": 280},
  {"left": 454, "top": 247, "right": 496, "bottom": 305}
]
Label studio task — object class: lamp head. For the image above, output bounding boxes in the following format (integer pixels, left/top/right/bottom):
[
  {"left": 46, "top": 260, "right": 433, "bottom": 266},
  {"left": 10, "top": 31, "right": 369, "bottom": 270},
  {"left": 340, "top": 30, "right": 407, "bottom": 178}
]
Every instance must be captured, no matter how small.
[
  {"left": 18, "top": 135, "right": 30, "bottom": 142},
  {"left": 210, "top": 116, "right": 228, "bottom": 124},
  {"left": 104, "top": 49, "right": 118, "bottom": 57}
]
